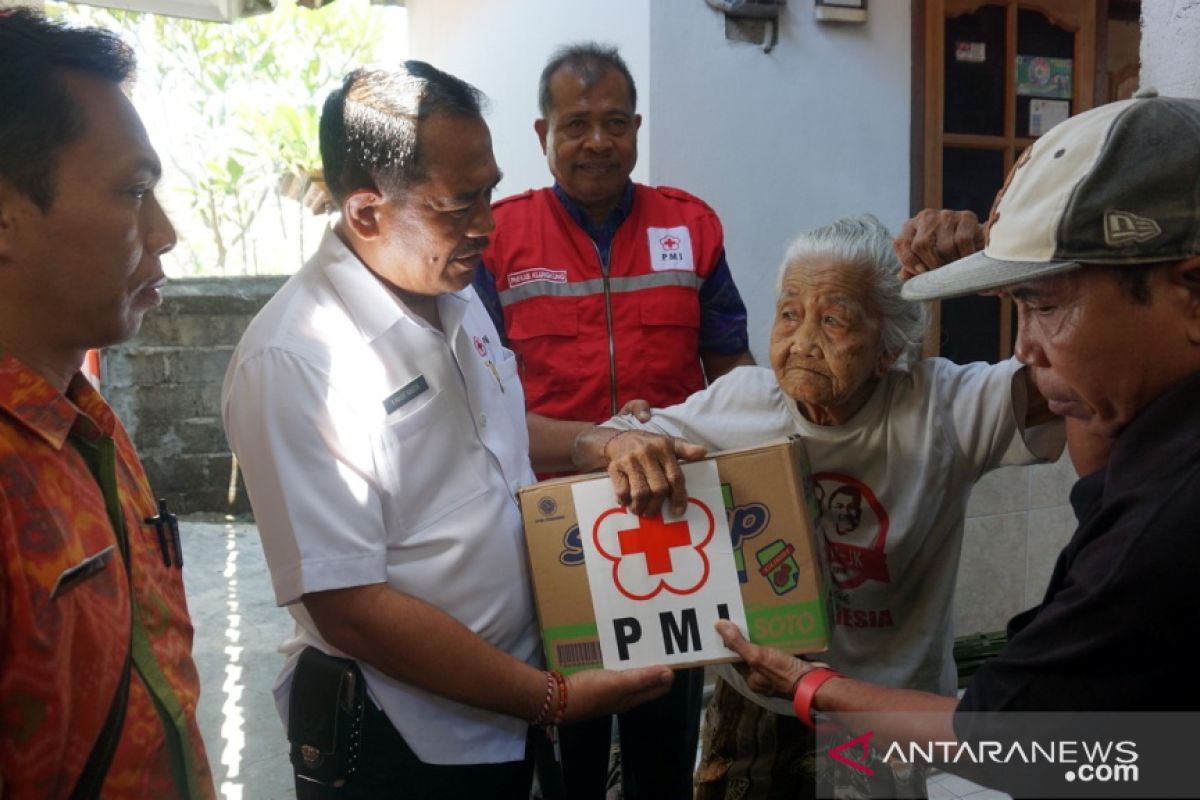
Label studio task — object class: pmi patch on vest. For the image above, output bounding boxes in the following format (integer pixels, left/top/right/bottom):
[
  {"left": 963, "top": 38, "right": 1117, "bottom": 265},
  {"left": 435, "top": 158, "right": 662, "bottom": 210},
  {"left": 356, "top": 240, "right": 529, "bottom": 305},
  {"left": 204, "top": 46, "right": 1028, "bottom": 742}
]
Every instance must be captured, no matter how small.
[
  {"left": 647, "top": 226, "right": 695, "bottom": 272},
  {"left": 508, "top": 267, "right": 568, "bottom": 288}
]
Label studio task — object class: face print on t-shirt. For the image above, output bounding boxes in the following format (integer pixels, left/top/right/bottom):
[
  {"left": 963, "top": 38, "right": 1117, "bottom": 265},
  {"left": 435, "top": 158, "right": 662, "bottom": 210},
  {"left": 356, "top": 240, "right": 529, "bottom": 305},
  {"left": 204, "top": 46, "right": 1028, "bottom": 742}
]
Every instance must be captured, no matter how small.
[{"left": 812, "top": 472, "right": 891, "bottom": 591}]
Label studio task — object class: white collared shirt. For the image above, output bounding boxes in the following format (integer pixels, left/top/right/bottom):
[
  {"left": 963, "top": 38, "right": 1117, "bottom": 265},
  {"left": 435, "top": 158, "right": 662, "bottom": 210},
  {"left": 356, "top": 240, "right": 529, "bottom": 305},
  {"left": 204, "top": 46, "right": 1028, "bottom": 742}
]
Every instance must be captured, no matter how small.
[{"left": 222, "top": 228, "right": 540, "bottom": 764}]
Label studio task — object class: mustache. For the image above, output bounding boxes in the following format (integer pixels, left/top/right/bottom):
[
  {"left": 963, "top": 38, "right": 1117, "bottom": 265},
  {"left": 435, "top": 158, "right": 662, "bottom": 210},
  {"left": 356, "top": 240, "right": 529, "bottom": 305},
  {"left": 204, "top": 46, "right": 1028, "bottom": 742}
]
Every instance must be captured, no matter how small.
[{"left": 453, "top": 241, "right": 489, "bottom": 261}]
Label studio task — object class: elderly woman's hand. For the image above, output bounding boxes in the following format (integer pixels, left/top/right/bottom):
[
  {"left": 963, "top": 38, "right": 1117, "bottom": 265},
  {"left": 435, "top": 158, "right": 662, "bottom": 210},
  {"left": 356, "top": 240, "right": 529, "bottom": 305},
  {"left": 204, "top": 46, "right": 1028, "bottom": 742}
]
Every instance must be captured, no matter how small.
[
  {"left": 716, "top": 619, "right": 823, "bottom": 698},
  {"left": 603, "top": 430, "right": 706, "bottom": 517},
  {"left": 895, "top": 209, "right": 984, "bottom": 280}
]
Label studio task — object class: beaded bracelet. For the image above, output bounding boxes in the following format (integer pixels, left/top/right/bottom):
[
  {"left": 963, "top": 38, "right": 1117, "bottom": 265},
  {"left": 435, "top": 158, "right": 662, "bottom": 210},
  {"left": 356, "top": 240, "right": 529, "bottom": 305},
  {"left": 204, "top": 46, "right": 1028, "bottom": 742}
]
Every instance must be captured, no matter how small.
[
  {"left": 550, "top": 670, "right": 568, "bottom": 725},
  {"left": 530, "top": 671, "right": 557, "bottom": 726}
]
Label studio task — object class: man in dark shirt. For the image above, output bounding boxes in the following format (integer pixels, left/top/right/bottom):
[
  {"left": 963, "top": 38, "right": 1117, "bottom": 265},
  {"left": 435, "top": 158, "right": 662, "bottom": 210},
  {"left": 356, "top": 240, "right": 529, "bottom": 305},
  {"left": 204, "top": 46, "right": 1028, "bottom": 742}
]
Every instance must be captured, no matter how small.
[{"left": 714, "top": 90, "right": 1200, "bottom": 795}]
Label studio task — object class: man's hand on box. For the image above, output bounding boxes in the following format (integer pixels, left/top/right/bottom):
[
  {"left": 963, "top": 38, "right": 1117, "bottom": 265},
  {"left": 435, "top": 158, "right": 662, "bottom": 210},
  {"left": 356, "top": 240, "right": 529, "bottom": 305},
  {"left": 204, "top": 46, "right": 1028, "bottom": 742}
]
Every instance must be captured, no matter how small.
[
  {"left": 562, "top": 665, "right": 674, "bottom": 723},
  {"left": 604, "top": 430, "right": 706, "bottom": 518},
  {"left": 895, "top": 208, "right": 984, "bottom": 280}
]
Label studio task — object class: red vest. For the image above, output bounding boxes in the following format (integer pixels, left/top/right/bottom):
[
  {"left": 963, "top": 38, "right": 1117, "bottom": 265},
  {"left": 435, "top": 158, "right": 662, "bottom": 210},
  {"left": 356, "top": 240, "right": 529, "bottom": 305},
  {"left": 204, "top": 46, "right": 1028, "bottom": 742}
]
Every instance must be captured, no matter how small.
[{"left": 484, "top": 184, "right": 723, "bottom": 423}]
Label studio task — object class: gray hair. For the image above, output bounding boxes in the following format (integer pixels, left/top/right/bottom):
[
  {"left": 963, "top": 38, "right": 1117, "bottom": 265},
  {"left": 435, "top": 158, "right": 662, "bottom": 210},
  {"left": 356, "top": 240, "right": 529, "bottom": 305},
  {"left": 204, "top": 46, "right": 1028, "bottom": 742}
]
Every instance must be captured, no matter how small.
[
  {"left": 777, "top": 215, "right": 928, "bottom": 369},
  {"left": 538, "top": 42, "right": 637, "bottom": 117}
]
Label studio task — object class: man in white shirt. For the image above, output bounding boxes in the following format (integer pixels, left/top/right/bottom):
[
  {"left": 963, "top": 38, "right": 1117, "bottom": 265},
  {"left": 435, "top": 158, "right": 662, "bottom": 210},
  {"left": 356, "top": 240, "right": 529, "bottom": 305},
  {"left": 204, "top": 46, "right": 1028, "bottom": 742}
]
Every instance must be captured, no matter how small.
[{"left": 222, "top": 63, "right": 671, "bottom": 800}]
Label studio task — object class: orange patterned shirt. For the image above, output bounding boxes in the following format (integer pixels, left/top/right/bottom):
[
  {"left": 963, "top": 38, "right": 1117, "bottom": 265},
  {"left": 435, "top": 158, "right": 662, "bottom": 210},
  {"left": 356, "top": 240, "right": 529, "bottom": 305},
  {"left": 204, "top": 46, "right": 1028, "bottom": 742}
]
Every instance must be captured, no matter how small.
[{"left": 0, "top": 353, "right": 214, "bottom": 799}]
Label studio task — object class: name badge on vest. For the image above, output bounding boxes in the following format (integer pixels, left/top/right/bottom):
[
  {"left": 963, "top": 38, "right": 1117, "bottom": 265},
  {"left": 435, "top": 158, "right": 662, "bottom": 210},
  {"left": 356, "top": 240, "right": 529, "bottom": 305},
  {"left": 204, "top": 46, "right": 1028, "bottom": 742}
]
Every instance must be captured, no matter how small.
[
  {"left": 383, "top": 375, "right": 429, "bottom": 415},
  {"left": 647, "top": 226, "right": 694, "bottom": 272}
]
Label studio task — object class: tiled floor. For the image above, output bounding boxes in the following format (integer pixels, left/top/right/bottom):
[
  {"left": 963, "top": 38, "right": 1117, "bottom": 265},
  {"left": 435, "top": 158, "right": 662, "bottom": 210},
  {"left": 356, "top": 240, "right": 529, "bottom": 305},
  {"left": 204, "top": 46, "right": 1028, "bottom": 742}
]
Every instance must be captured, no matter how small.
[
  {"left": 181, "top": 516, "right": 1006, "bottom": 800},
  {"left": 183, "top": 516, "right": 296, "bottom": 800},
  {"left": 928, "top": 769, "right": 1011, "bottom": 800}
]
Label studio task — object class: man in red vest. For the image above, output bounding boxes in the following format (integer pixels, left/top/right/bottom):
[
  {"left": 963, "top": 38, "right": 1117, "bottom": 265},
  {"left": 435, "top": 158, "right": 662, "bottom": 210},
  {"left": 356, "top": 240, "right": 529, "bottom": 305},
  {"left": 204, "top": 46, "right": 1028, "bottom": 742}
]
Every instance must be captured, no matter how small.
[{"left": 474, "top": 42, "right": 753, "bottom": 800}]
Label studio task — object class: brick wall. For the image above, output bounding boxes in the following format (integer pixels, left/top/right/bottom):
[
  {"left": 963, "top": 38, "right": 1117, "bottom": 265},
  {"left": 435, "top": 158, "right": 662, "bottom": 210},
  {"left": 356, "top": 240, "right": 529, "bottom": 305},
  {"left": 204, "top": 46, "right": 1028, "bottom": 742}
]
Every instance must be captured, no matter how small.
[{"left": 102, "top": 276, "right": 286, "bottom": 514}]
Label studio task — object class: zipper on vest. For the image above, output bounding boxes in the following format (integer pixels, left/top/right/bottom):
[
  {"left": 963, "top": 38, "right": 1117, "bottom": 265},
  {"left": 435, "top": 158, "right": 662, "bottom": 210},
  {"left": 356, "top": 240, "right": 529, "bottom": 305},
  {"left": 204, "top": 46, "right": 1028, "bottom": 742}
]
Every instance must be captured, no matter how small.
[{"left": 593, "top": 240, "right": 619, "bottom": 416}]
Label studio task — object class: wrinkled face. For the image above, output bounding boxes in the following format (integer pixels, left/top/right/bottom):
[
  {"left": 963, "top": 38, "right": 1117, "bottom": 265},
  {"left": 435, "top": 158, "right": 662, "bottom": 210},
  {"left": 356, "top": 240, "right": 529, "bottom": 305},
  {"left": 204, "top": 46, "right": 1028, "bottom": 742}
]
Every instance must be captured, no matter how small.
[
  {"left": 1009, "top": 265, "right": 1197, "bottom": 440},
  {"left": 770, "top": 258, "right": 893, "bottom": 425},
  {"left": 0, "top": 72, "right": 175, "bottom": 351},
  {"left": 374, "top": 113, "right": 500, "bottom": 296},
  {"left": 536, "top": 66, "right": 641, "bottom": 222}
]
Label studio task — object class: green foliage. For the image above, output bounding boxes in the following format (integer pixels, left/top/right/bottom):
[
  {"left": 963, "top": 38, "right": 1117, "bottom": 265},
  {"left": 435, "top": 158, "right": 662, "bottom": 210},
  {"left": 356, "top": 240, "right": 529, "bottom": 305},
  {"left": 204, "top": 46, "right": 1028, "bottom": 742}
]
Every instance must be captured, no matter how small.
[{"left": 49, "top": 0, "right": 401, "bottom": 275}]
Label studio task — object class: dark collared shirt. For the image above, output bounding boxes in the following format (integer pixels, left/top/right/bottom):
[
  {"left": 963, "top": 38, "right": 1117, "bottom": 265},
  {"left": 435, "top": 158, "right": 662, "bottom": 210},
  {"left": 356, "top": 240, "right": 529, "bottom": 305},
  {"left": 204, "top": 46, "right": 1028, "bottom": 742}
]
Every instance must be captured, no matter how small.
[{"left": 956, "top": 369, "right": 1200, "bottom": 718}]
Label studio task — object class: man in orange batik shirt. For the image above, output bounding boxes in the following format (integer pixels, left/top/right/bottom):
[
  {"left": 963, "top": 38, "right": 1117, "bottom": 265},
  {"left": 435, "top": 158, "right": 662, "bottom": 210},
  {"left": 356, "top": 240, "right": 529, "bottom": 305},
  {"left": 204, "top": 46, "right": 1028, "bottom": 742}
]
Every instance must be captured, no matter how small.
[{"left": 0, "top": 10, "right": 214, "bottom": 799}]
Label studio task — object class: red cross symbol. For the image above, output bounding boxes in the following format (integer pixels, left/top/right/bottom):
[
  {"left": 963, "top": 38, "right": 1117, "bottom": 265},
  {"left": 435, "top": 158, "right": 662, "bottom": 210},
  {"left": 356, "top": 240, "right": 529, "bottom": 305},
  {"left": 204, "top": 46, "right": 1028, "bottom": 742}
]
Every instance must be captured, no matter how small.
[
  {"left": 617, "top": 513, "right": 691, "bottom": 575},
  {"left": 660, "top": 235, "right": 680, "bottom": 250}
]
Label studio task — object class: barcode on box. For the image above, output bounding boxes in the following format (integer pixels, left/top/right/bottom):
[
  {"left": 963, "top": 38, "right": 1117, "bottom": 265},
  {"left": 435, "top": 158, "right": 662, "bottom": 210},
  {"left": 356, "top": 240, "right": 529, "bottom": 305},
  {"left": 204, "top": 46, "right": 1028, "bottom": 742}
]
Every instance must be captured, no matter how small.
[{"left": 555, "top": 641, "right": 602, "bottom": 669}]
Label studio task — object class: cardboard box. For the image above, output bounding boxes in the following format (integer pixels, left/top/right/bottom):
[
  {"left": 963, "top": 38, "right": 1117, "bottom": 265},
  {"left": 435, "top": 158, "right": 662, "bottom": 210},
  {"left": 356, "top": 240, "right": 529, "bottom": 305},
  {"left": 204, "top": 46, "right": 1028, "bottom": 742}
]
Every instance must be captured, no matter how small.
[{"left": 519, "top": 438, "right": 831, "bottom": 673}]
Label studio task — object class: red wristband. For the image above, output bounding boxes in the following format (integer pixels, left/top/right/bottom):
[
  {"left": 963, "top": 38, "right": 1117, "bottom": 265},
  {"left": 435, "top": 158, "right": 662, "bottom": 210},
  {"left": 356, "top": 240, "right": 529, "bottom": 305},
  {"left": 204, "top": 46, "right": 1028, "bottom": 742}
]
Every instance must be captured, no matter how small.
[{"left": 792, "top": 667, "right": 843, "bottom": 728}]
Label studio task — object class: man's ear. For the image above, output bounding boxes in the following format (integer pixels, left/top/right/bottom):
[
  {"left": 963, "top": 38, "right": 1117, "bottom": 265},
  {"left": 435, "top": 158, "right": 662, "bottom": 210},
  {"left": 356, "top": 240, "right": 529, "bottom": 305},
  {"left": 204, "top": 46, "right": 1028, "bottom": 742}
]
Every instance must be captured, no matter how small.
[
  {"left": 341, "top": 189, "right": 386, "bottom": 241},
  {"left": 534, "top": 118, "right": 549, "bottom": 155},
  {"left": 1171, "top": 256, "right": 1200, "bottom": 345},
  {"left": 633, "top": 113, "right": 643, "bottom": 133}
]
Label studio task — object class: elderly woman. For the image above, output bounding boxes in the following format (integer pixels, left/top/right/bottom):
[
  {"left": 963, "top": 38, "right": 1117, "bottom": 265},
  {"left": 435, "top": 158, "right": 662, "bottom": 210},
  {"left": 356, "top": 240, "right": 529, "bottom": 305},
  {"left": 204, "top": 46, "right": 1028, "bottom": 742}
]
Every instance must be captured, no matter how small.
[{"left": 572, "top": 215, "right": 1063, "bottom": 798}]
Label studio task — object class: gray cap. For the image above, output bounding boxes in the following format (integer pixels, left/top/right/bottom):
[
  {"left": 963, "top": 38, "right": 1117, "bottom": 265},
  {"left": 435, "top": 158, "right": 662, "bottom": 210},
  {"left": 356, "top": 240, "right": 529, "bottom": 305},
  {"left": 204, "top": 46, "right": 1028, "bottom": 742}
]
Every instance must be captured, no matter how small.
[{"left": 903, "top": 90, "right": 1200, "bottom": 301}]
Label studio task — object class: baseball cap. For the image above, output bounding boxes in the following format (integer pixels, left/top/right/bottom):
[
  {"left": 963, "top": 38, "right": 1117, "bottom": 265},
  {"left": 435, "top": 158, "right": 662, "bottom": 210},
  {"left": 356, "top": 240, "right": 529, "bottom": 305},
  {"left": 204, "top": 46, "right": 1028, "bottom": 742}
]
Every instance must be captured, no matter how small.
[{"left": 902, "top": 89, "right": 1200, "bottom": 301}]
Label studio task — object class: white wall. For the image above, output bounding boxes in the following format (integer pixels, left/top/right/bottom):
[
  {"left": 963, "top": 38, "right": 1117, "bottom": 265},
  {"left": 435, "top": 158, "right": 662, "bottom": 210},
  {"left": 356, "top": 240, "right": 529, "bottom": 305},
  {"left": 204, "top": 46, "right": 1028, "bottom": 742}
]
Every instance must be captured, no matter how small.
[
  {"left": 1141, "top": 0, "right": 1200, "bottom": 97},
  {"left": 648, "top": 0, "right": 912, "bottom": 361},
  {"left": 405, "top": 0, "right": 651, "bottom": 199}
]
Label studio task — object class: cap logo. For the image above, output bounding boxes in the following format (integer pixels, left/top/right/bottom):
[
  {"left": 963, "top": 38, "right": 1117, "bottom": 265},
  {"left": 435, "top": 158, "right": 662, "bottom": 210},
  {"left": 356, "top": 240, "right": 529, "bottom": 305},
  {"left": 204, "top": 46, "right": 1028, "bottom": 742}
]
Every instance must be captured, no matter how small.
[
  {"left": 983, "top": 147, "right": 1034, "bottom": 245},
  {"left": 1104, "top": 210, "right": 1162, "bottom": 246}
]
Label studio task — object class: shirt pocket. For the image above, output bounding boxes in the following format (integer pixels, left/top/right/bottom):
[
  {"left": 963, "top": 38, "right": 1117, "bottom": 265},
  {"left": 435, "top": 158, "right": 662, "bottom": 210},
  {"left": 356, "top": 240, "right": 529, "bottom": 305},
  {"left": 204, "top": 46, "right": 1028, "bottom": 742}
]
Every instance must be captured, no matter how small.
[
  {"left": 638, "top": 288, "right": 701, "bottom": 328},
  {"left": 490, "top": 347, "right": 532, "bottom": 480},
  {"left": 634, "top": 289, "right": 703, "bottom": 397},
  {"left": 505, "top": 298, "right": 583, "bottom": 404},
  {"left": 377, "top": 390, "right": 489, "bottom": 531}
]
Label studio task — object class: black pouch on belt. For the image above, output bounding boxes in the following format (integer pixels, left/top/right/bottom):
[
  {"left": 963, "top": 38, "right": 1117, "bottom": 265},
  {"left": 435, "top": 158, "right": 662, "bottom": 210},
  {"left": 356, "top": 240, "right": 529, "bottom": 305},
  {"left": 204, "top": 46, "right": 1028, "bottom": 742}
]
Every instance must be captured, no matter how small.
[{"left": 288, "top": 646, "right": 366, "bottom": 788}]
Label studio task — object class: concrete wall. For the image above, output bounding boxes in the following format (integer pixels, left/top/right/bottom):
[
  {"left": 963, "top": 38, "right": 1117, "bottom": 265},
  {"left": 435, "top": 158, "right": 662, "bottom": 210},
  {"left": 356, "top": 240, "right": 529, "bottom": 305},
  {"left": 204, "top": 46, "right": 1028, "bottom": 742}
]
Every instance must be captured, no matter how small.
[
  {"left": 954, "top": 455, "right": 1079, "bottom": 635},
  {"left": 103, "top": 277, "right": 285, "bottom": 514},
  {"left": 1141, "top": 0, "right": 1200, "bottom": 97},
  {"left": 646, "top": 0, "right": 913, "bottom": 364}
]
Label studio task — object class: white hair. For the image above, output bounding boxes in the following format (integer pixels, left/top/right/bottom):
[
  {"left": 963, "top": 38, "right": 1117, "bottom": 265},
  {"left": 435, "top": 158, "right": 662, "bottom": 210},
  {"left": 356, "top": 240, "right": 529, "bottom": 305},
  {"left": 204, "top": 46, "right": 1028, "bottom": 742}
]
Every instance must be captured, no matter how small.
[{"left": 777, "top": 214, "right": 928, "bottom": 369}]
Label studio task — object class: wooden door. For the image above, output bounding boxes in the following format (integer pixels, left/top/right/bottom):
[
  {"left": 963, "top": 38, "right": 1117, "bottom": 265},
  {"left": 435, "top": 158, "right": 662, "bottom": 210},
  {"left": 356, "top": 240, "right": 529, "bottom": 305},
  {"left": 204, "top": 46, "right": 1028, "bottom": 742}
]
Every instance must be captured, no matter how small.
[{"left": 918, "top": 0, "right": 1097, "bottom": 362}]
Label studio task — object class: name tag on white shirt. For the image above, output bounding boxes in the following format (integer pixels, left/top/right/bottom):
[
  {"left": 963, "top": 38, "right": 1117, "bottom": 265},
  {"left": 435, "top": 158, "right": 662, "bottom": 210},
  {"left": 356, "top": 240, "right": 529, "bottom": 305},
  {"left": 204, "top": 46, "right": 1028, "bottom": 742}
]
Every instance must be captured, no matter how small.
[{"left": 383, "top": 374, "right": 429, "bottom": 414}]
